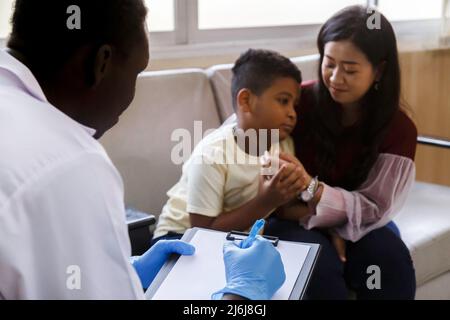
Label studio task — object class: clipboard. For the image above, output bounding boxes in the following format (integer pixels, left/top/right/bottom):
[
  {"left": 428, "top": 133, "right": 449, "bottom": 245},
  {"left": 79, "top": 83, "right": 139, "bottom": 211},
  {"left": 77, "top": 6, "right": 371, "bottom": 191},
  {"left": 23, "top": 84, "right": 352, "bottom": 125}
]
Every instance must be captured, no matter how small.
[
  {"left": 145, "top": 227, "right": 321, "bottom": 300},
  {"left": 226, "top": 230, "right": 279, "bottom": 246}
]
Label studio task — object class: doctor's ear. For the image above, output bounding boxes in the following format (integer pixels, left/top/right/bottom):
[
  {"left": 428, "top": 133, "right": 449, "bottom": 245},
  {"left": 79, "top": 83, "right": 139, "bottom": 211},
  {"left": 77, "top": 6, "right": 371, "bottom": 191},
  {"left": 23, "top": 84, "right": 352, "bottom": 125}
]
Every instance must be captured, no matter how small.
[
  {"left": 90, "top": 44, "right": 113, "bottom": 88},
  {"left": 236, "top": 88, "right": 255, "bottom": 113}
]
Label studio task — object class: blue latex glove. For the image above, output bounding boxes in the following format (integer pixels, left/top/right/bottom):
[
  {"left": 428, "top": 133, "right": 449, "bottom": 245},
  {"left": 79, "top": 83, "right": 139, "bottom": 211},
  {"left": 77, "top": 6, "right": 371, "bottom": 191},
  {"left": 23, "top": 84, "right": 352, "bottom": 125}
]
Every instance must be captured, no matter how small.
[
  {"left": 130, "top": 240, "right": 195, "bottom": 289},
  {"left": 212, "top": 235, "right": 286, "bottom": 300}
]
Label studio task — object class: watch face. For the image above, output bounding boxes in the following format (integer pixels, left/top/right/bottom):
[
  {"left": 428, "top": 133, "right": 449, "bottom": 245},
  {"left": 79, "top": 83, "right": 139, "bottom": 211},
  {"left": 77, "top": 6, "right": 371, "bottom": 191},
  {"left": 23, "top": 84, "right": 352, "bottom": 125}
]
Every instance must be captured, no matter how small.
[{"left": 301, "top": 191, "right": 313, "bottom": 202}]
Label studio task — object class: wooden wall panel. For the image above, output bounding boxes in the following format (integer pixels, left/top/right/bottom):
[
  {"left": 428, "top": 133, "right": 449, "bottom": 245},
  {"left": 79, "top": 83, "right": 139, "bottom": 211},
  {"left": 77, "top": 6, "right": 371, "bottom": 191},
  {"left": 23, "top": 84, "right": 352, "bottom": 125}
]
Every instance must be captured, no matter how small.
[
  {"left": 415, "top": 144, "right": 450, "bottom": 186},
  {"left": 400, "top": 49, "right": 450, "bottom": 186}
]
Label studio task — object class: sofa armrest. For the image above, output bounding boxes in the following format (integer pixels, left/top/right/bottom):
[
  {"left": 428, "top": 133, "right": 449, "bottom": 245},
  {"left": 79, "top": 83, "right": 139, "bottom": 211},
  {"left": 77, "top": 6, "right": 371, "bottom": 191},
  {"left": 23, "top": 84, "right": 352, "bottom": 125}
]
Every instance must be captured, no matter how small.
[
  {"left": 126, "top": 207, "right": 156, "bottom": 255},
  {"left": 418, "top": 135, "right": 450, "bottom": 149}
]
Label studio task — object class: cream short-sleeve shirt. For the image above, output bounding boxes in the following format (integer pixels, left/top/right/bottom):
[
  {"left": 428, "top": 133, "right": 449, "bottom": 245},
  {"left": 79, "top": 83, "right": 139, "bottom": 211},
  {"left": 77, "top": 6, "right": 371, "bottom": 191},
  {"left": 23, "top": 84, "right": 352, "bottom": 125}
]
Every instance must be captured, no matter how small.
[{"left": 154, "top": 122, "right": 295, "bottom": 238}]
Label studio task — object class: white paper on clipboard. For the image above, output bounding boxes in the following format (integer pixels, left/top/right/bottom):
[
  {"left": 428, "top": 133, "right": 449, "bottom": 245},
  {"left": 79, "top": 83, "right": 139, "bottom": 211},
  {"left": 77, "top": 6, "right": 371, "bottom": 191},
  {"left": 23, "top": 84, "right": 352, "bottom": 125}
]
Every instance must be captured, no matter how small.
[{"left": 146, "top": 228, "right": 313, "bottom": 300}]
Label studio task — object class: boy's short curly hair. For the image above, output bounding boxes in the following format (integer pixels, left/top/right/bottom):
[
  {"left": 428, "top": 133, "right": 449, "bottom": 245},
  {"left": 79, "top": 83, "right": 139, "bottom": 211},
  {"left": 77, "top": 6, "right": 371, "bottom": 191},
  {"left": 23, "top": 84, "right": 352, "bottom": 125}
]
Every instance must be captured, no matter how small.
[{"left": 231, "top": 49, "right": 302, "bottom": 110}]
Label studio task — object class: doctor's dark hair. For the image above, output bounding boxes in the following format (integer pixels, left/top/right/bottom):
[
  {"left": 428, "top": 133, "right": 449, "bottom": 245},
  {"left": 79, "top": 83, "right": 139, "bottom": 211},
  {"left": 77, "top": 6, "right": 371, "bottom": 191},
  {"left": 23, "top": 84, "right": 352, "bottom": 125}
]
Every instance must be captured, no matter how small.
[
  {"left": 7, "top": 0, "right": 147, "bottom": 82},
  {"left": 306, "top": 5, "right": 401, "bottom": 190},
  {"left": 231, "top": 49, "right": 302, "bottom": 110}
]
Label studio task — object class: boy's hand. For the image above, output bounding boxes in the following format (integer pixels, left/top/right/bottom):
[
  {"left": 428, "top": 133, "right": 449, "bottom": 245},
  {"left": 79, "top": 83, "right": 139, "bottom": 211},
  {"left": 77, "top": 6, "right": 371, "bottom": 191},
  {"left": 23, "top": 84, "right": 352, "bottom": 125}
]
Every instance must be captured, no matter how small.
[
  {"left": 258, "top": 164, "right": 304, "bottom": 209},
  {"left": 330, "top": 232, "right": 347, "bottom": 263},
  {"left": 263, "top": 152, "right": 312, "bottom": 192}
]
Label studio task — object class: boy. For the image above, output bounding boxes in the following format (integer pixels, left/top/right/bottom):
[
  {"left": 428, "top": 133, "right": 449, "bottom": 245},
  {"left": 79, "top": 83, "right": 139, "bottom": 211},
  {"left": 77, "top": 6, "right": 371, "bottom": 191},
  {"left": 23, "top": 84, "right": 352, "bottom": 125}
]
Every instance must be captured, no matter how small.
[{"left": 153, "top": 49, "right": 307, "bottom": 242}]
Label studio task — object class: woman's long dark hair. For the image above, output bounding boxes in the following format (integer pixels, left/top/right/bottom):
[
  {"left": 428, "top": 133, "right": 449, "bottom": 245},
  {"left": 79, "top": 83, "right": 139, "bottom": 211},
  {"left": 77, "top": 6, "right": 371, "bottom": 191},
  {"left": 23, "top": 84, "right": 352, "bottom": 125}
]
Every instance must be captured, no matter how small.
[{"left": 310, "top": 5, "right": 401, "bottom": 189}]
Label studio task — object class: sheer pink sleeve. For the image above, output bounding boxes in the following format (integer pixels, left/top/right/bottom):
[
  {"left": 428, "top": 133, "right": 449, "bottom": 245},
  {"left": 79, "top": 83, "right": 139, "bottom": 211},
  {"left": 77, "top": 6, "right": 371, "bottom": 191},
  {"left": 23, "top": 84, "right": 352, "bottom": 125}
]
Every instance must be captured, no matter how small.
[{"left": 301, "top": 153, "right": 415, "bottom": 242}]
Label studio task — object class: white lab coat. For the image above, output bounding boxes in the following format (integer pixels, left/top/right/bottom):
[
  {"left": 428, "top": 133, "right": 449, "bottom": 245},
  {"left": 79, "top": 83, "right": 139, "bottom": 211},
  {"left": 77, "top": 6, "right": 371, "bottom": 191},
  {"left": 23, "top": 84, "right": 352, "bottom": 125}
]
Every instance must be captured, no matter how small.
[{"left": 0, "top": 50, "right": 144, "bottom": 299}]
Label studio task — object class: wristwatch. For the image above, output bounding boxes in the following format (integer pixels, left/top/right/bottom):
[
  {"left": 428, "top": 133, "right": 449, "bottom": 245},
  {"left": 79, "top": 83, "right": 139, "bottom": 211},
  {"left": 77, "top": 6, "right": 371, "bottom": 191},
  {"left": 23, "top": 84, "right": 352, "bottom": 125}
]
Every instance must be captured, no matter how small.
[{"left": 299, "top": 176, "right": 319, "bottom": 202}]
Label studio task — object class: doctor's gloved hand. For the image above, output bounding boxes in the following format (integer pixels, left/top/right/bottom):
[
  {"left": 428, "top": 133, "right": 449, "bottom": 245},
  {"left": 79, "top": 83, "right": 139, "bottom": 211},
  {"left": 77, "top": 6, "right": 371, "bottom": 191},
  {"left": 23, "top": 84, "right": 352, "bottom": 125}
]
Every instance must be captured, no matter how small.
[
  {"left": 130, "top": 240, "right": 195, "bottom": 289},
  {"left": 212, "top": 236, "right": 286, "bottom": 300}
]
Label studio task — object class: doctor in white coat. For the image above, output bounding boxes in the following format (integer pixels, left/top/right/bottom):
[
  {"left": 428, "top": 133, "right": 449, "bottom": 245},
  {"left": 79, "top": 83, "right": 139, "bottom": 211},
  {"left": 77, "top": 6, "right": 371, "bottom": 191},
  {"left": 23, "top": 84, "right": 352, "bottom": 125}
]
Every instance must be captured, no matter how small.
[{"left": 0, "top": 0, "right": 285, "bottom": 300}]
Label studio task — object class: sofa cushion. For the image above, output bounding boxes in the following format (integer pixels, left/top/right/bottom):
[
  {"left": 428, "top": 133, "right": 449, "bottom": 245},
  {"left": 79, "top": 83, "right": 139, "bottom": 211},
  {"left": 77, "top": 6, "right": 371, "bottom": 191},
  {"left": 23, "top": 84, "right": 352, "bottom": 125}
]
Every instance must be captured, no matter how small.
[
  {"left": 207, "top": 54, "right": 320, "bottom": 122},
  {"left": 290, "top": 54, "right": 320, "bottom": 82},
  {"left": 100, "top": 69, "right": 222, "bottom": 216},
  {"left": 416, "top": 270, "right": 450, "bottom": 299},
  {"left": 206, "top": 63, "right": 234, "bottom": 122},
  {"left": 394, "top": 181, "right": 450, "bottom": 286}
]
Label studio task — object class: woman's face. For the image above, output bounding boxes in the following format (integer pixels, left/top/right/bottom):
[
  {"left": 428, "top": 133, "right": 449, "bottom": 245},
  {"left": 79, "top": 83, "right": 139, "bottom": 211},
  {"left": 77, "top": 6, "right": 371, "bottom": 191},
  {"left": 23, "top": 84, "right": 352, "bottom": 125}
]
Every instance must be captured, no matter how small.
[{"left": 321, "top": 40, "right": 378, "bottom": 107}]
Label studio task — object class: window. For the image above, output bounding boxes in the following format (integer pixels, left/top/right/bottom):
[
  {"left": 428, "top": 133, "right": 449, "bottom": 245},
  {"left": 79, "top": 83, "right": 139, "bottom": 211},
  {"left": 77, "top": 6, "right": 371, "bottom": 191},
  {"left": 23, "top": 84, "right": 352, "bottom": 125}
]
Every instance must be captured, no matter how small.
[
  {"left": 0, "top": 0, "right": 446, "bottom": 51},
  {"left": 377, "top": 0, "right": 443, "bottom": 21},
  {"left": 0, "top": 0, "right": 175, "bottom": 38},
  {"left": 198, "top": 0, "right": 367, "bottom": 30},
  {"left": 145, "top": 0, "right": 174, "bottom": 32},
  {"left": 191, "top": 0, "right": 444, "bottom": 45},
  {"left": 0, "top": 0, "right": 14, "bottom": 39}
]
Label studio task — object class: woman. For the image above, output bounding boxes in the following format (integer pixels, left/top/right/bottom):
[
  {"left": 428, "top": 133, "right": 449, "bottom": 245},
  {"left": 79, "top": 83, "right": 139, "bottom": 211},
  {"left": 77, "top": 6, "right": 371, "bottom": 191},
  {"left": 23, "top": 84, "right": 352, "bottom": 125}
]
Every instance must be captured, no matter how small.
[{"left": 266, "top": 5, "right": 417, "bottom": 299}]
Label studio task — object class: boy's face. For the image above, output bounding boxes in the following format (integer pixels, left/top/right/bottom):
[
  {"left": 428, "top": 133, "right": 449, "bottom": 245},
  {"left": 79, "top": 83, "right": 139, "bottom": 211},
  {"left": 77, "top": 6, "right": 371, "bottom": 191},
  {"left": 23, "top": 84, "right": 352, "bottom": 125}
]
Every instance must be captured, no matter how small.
[{"left": 249, "top": 77, "right": 299, "bottom": 141}]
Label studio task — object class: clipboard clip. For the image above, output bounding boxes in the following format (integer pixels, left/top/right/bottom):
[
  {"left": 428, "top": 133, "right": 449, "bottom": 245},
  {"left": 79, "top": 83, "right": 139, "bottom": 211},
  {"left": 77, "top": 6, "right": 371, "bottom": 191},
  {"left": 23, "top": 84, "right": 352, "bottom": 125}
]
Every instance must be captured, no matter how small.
[{"left": 226, "top": 230, "right": 279, "bottom": 247}]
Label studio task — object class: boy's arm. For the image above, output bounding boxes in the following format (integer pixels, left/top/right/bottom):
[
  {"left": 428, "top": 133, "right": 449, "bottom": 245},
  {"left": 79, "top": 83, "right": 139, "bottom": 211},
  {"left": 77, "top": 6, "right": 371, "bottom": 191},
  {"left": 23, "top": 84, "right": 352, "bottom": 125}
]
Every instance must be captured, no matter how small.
[
  {"left": 189, "top": 194, "right": 273, "bottom": 232},
  {"left": 274, "top": 201, "right": 310, "bottom": 221},
  {"left": 190, "top": 163, "right": 303, "bottom": 232},
  {"left": 187, "top": 153, "right": 304, "bottom": 231}
]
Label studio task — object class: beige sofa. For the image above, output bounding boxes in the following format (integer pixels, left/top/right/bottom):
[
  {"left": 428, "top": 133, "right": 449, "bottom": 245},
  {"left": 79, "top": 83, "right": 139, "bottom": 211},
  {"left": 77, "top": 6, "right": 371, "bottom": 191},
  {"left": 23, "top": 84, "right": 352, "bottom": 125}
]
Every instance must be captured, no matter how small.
[{"left": 100, "top": 54, "right": 450, "bottom": 299}]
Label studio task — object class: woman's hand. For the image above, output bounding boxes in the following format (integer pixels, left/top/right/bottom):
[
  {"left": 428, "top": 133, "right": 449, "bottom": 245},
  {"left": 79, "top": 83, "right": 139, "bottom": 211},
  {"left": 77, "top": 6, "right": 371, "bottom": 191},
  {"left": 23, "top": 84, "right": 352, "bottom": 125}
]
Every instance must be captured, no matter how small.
[
  {"left": 330, "top": 231, "right": 347, "bottom": 263},
  {"left": 261, "top": 152, "right": 311, "bottom": 192},
  {"left": 257, "top": 164, "right": 304, "bottom": 209},
  {"left": 278, "top": 152, "right": 325, "bottom": 206},
  {"left": 278, "top": 152, "right": 312, "bottom": 191}
]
